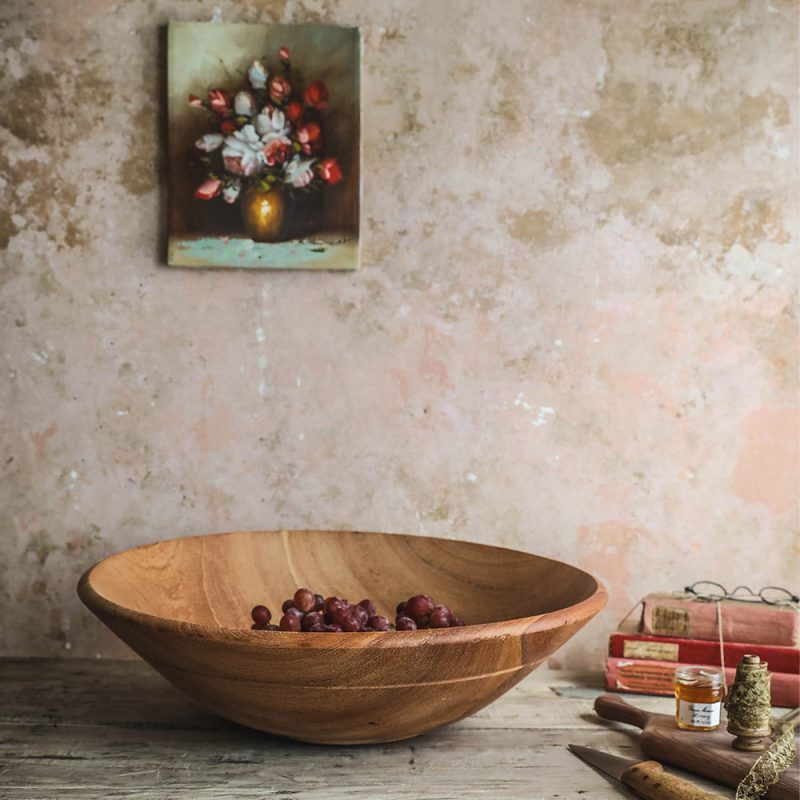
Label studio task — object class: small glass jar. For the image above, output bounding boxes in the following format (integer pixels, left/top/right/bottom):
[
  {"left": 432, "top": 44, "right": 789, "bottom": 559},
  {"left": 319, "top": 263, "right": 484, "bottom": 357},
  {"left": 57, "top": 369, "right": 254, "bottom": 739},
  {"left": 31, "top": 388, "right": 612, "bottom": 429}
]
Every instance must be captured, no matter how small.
[{"left": 675, "top": 666, "right": 724, "bottom": 731}]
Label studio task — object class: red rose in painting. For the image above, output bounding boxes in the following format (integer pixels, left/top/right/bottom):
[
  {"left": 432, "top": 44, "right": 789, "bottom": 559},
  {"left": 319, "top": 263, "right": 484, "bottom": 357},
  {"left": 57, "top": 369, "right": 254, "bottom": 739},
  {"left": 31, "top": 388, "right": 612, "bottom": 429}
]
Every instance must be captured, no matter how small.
[
  {"left": 286, "top": 101, "right": 303, "bottom": 124},
  {"left": 279, "top": 46, "right": 291, "bottom": 61},
  {"left": 220, "top": 119, "right": 237, "bottom": 134},
  {"left": 194, "top": 178, "right": 221, "bottom": 200},
  {"left": 318, "top": 158, "right": 342, "bottom": 185},
  {"left": 263, "top": 138, "right": 292, "bottom": 166},
  {"left": 303, "top": 80, "right": 328, "bottom": 109},
  {"left": 208, "top": 89, "right": 230, "bottom": 113},
  {"left": 188, "top": 94, "right": 203, "bottom": 108},
  {"left": 269, "top": 75, "right": 291, "bottom": 103},
  {"left": 297, "top": 121, "right": 321, "bottom": 154}
]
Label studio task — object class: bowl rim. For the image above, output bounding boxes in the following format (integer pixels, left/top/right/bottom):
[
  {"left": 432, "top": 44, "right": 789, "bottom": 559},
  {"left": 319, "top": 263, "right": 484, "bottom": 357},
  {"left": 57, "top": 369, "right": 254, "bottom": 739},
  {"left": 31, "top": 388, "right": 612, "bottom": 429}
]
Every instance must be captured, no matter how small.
[{"left": 77, "top": 529, "right": 608, "bottom": 649}]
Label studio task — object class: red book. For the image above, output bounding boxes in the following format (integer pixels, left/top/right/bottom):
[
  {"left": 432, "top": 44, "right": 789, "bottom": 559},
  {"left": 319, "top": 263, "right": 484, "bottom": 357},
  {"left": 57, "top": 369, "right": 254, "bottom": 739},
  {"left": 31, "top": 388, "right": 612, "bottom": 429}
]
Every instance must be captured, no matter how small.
[
  {"left": 609, "top": 622, "right": 800, "bottom": 674},
  {"left": 605, "top": 656, "right": 800, "bottom": 708},
  {"left": 640, "top": 593, "right": 800, "bottom": 647}
]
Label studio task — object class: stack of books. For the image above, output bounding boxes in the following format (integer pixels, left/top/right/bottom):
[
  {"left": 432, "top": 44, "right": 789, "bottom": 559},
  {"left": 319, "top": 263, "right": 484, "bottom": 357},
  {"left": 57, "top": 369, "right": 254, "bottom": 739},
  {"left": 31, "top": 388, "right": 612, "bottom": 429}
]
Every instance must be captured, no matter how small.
[{"left": 605, "top": 593, "right": 800, "bottom": 707}]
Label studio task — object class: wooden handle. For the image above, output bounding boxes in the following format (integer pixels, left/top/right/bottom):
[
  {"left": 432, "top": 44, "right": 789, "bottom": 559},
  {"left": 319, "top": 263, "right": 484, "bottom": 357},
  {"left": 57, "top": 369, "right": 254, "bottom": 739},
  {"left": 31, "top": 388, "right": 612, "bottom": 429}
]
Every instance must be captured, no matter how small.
[
  {"left": 621, "top": 761, "right": 730, "bottom": 800},
  {"left": 594, "top": 693, "right": 651, "bottom": 729}
]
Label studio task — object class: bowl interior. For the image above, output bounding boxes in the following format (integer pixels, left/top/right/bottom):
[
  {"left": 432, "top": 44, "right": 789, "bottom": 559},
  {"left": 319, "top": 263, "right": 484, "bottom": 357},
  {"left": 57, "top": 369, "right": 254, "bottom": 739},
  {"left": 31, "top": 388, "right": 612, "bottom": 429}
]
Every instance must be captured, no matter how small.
[{"left": 87, "top": 530, "right": 599, "bottom": 628}]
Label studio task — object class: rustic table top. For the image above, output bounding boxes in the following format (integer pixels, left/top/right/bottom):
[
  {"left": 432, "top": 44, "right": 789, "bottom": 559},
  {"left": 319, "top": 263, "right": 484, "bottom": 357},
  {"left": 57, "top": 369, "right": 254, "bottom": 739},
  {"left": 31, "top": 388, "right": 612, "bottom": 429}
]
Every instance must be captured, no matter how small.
[{"left": 0, "top": 658, "right": 734, "bottom": 799}]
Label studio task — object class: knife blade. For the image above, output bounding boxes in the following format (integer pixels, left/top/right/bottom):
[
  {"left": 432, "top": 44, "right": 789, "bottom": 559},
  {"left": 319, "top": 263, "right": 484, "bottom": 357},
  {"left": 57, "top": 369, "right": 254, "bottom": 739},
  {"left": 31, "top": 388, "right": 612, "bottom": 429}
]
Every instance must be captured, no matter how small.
[{"left": 568, "top": 744, "right": 730, "bottom": 800}]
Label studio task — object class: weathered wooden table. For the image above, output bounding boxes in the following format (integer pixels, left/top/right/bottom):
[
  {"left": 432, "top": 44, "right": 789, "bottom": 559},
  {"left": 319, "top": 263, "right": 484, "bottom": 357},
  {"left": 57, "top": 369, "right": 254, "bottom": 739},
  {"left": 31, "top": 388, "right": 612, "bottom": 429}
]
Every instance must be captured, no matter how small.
[{"left": 0, "top": 659, "right": 734, "bottom": 799}]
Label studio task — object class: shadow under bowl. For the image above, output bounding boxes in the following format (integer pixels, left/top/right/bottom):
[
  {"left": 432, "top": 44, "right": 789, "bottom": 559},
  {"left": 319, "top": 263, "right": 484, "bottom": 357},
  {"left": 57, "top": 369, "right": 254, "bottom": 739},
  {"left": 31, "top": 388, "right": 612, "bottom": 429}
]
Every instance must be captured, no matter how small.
[{"left": 78, "top": 530, "right": 607, "bottom": 744}]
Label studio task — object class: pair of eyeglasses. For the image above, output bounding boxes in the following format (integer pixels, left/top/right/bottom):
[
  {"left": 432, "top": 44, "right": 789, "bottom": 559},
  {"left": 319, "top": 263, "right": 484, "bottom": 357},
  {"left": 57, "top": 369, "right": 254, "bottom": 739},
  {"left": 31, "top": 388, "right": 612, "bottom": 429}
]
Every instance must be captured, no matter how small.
[{"left": 684, "top": 581, "right": 800, "bottom": 607}]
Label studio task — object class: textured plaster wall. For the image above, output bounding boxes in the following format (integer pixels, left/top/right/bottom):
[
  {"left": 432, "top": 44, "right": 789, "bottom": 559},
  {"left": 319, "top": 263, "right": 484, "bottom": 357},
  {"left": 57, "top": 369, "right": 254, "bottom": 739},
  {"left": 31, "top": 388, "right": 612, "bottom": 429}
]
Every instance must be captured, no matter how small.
[{"left": 0, "top": 0, "right": 798, "bottom": 668}]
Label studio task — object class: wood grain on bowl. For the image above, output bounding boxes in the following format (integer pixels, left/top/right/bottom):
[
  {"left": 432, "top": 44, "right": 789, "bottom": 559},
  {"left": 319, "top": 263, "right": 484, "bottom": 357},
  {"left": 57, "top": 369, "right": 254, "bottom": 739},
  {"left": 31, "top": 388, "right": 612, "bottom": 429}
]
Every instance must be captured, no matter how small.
[{"left": 78, "top": 530, "right": 607, "bottom": 744}]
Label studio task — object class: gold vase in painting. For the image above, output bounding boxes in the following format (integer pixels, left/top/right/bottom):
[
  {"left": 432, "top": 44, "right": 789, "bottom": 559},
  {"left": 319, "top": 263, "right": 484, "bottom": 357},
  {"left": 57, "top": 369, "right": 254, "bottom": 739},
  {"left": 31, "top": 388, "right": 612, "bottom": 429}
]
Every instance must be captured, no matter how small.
[{"left": 241, "top": 187, "right": 285, "bottom": 242}]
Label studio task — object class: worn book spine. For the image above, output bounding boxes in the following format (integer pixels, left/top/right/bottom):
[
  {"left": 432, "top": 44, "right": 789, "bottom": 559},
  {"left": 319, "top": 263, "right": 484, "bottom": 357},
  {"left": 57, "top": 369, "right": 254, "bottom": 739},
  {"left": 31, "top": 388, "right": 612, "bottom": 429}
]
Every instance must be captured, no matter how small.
[
  {"left": 609, "top": 630, "right": 800, "bottom": 674},
  {"left": 640, "top": 594, "right": 800, "bottom": 646},
  {"left": 605, "top": 657, "right": 800, "bottom": 708}
]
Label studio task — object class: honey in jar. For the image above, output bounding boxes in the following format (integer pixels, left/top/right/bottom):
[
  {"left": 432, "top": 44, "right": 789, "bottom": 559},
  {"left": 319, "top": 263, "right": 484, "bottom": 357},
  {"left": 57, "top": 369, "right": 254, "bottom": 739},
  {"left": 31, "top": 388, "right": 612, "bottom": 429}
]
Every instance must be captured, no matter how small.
[{"left": 674, "top": 666, "right": 724, "bottom": 731}]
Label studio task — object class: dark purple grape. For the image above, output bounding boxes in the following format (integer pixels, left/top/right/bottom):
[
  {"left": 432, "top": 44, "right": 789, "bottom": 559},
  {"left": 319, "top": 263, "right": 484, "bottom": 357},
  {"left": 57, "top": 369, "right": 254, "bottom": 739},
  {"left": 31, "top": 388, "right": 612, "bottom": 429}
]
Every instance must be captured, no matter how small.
[
  {"left": 339, "top": 612, "right": 361, "bottom": 632},
  {"left": 285, "top": 606, "right": 303, "bottom": 617},
  {"left": 396, "top": 616, "right": 417, "bottom": 631},
  {"left": 301, "top": 611, "right": 325, "bottom": 631},
  {"left": 294, "top": 588, "right": 315, "bottom": 613},
  {"left": 358, "top": 598, "right": 377, "bottom": 617},
  {"left": 309, "top": 623, "right": 326, "bottom": 632},
  {"left": 323, "top": 624, "right": 342, "bottom": 632},
  {"left": 325, "top": 597, "right": 345, "bottom": 620},
  {"left": 396, "top": 601, "right": 407, "bottom": 616},
  {"left": 416, "top": 614, "right": 430, "bottom": 629},
  {"left": 313, "top": 593, "right": 325, "bottom": 612},
  {"left": 330, "top": 606, "right": 351, "bottom": 626},
  {"left": 451, "top": 617, "right": 465, "bottom": 627},
  {"left": 368, "top": 615, "right": 391, "bottom": 631},
  {"left": 251, "top": 605, "right": 272, "bottom": 625},
  {"left": 406, "top": 594, "right": 433, "bottom": 620},
  {"left": 351, "top": 605, "right": 369, "bottom": 628},
  {"left": 279, "top": 613, "right": 301, "bottom": 632},
  {"left": 430, "top": 606, "right": 450, "bottom": 628},
  {"left": 282, "top": 599, "right": 298, "bottom": 614}
]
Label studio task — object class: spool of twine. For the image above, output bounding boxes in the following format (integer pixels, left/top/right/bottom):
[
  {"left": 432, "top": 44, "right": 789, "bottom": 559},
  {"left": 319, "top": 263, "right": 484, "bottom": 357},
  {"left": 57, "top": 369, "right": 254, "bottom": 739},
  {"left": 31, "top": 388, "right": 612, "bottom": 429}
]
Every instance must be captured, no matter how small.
[{"left": 725, "top": 655, "right": 772, "bottom": 749}]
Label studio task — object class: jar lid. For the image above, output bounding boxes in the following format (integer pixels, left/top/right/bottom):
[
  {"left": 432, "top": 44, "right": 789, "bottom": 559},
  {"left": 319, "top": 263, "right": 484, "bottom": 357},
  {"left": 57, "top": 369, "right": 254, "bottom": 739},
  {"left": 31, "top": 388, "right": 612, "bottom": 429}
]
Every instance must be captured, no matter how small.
[{"left": 675, "top": 665, "right": 724, "bottom": 687}]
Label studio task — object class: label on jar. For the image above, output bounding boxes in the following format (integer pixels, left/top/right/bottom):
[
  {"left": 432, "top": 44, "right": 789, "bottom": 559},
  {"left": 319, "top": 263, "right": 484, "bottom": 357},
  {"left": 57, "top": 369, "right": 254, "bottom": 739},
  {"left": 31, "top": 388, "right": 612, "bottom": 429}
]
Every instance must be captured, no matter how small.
[{"left": 678, "top": 699, "right": 720, "bottom": 728}]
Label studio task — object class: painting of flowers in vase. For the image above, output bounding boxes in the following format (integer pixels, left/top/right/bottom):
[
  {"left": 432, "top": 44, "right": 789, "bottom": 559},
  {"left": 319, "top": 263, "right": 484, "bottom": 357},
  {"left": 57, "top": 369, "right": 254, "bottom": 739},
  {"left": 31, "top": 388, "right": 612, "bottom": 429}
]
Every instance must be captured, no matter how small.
[{"left": 167, "top": 22, "right": 360, "bottom": 270}]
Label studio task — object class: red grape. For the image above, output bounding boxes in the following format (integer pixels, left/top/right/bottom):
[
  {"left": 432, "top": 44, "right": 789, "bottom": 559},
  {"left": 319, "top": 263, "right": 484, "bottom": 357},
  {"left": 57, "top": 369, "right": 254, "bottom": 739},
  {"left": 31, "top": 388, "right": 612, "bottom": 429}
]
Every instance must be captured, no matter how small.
[
  {"left": 396, "top": 601, "right": 407, "bottom": 616},
  {"left": 368, "top": 615, "right": 391, "bottom": 631},
  {"left": 313, "top": 593, "right": 325, "bottom": 611},
  {"left": 282, "top": 599, "right": 297, "bottom": 613},
  {"left": 430, "top": 606, "right": 450, "bottom": 628},
  {"left": 279, "top": 613, "right": 301, "bottom": 632},
  {"left": 351, "top": 605, "right": 369, "bottom": 628},
  {"left": 451, "top": 617, "right": 465, "bottom": 627},
  {"left": 358, "top": 599, "right": 377, "bottom": 617},
  {"left": 294, "top": 588, "right": 315, "bottom": 613},
  {"left": 339, "top": 612, "right": 361, "bottom": 632},
  {"left": 406, "top": 594, "right": 433, "bottom": 620},
  {"left": 301, "top": 611, "right": 325, "bottom": 631},
  {"left": 323, "top": 624, "right": 342, "bottom": 632},
  {"left": 396, "top": 616, "right": 417, "bottom": 630},
  {"left": 251, "top": 605, "right": 272, "bottom": 625}
]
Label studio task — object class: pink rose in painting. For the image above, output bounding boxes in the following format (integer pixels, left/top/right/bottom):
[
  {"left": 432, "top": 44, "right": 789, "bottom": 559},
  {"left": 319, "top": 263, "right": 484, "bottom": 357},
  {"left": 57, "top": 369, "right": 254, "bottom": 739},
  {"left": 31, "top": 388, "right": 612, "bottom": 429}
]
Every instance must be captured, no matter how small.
[
  {"left": 279, "top": 46, "right": 291, "bottom": 62},
  {"left": 208, "top": 89, "right": 230, "bottom": 114},
  {"left": 188, "top": 94, "right": 203, "bottom": 108},
  {"left": 263, "top": 138, "right": 292, "bottom": 166},
  {"left": 303, "top": 80, "right": 328, "bottom": 109},
  {"left": 296, "top": 121, "right": 321, "bottom": 154},
  {"left": 194, "top": 178, "right": 221, "bottom": 200},
  {"left": 318, "top": 158, "right": 342, "bottom": 185},
  {"left": 285, "top": 101, "right": 303, "bottom": 125},
  {"left": 268, "top": 75, "right": 291, "bottom": 104}
]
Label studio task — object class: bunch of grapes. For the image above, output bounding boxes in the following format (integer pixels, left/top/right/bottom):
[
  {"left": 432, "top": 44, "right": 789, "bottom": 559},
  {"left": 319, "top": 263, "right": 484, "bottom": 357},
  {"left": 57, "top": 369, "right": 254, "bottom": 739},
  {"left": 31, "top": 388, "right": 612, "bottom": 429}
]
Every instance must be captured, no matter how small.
[{"left": 250, "top": 589, "right": 465, "bottom": 632}]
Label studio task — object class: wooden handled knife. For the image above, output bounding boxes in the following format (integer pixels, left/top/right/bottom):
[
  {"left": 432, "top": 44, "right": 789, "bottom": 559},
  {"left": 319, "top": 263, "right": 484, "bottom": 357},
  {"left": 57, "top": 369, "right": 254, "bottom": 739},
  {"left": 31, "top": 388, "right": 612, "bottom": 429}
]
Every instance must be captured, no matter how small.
[{"left": 569, "top": 744, "right": 729, "bottom": 800}]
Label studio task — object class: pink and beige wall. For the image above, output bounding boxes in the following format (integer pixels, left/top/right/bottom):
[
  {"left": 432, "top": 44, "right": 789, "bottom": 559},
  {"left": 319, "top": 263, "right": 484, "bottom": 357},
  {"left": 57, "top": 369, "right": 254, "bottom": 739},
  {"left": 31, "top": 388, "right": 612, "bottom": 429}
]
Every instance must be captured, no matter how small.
[{"left": 1, "top": 0, "right": 797, "bottom": 668}]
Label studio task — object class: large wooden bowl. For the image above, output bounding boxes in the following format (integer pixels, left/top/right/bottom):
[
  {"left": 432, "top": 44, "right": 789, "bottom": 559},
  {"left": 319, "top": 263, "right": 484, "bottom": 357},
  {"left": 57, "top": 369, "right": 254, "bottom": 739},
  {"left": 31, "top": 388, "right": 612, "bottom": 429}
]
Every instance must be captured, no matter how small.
[{"left": 78, "top": 530, "right": 606, "bottom": 744}]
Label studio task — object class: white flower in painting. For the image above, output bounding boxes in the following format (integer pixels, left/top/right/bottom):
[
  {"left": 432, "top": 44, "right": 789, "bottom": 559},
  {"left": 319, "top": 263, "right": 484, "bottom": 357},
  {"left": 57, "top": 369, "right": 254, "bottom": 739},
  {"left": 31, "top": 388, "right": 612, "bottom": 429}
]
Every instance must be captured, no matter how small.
[
  {"left": 222, "top": 180, "right": 241, "bottom": 204},
  {"left": 247, "top": 60, "right": 268, "bottom": 89},
  {"left": 222, "top": 125, "right": 264, "bottom": 177},
  {"left": 234, "top": 91, "right": 255, "bottom": 117},
  {"left": 255, "top": 106, "right": 290, "bottom": 143},
  {"left": 283, "top": 155, "right": 316, "bottom": 188},
  {"left": 194, "top": 133, "right": 224, "bottom": 152}
]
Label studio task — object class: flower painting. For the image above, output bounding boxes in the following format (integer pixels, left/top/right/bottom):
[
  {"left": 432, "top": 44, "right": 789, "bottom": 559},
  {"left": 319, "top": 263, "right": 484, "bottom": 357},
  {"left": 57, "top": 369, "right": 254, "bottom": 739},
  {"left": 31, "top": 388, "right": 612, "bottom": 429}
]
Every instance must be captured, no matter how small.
[{"left": 167, "top": 22, "right": 360, "bottom": 270}]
